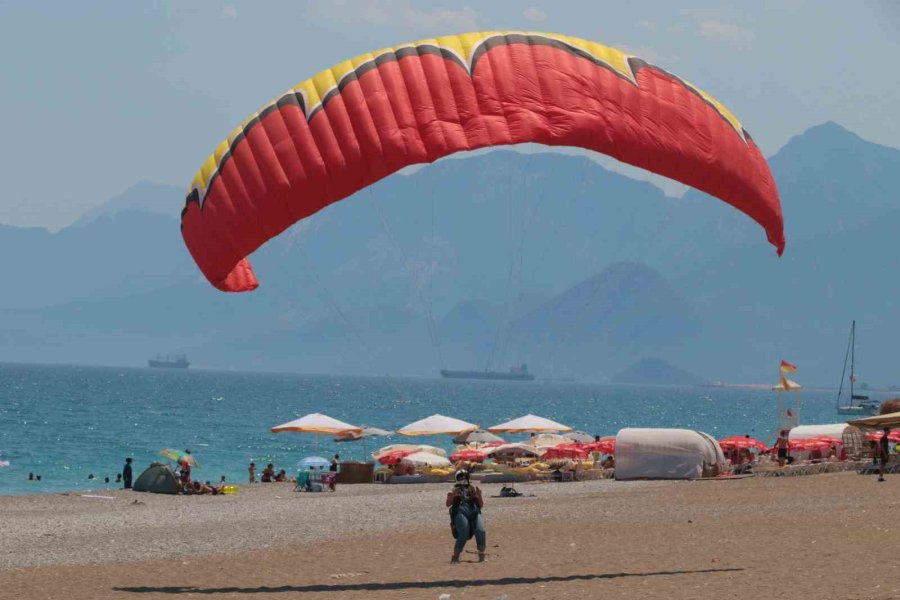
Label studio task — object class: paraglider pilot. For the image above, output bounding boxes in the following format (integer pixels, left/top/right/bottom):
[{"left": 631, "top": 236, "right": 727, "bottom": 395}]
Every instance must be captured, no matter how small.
[{"left": 446, "top": 469, "right": 486, "bottom": 563}]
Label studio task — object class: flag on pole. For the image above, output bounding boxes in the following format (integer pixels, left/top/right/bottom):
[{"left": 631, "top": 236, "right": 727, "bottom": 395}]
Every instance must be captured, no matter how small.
[{"left": 780, "top": 360, "right": 798, "bottom": 373}]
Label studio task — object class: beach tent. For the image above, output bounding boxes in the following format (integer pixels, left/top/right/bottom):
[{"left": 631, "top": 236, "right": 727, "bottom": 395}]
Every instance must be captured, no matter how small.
[
  {"left": 397, "top": 414, "right": 478, "bottom": 436},
  {"left": 614, "top": 428, "right": 725, "bottom": 480},
  {"left": 133, "top": 463, "right": 180, "bottom": 494},
  {"left": 488, "top": 414, "right": 572, "bottom": 433}
]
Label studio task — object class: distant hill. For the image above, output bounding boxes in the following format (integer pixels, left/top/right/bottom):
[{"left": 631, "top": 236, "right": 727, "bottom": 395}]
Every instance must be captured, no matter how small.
[
  {"left": 611, "top": 358, "right": 705, "bottom": 386},
  {"left": 2, "top": 122, "right": 900, "bottom": 384}
]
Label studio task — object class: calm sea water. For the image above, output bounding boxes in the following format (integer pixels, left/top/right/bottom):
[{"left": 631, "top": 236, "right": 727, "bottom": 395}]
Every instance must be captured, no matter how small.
[{"left": 0, "top": 363, "right": 885, "bottom": 496}]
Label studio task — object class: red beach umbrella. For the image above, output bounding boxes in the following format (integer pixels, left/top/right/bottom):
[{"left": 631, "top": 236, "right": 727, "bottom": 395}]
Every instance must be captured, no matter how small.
[
  {"left": 865, "top": 430, "right": 900, "bottom": 442},
  {"left": 718, "top": 436, "right": 767, "bottom": 451},
  {"left": 450, "top": 449, "right": 488, "bottom": 463},
  {"left": 543, "top": 444, "right": 589, "bottom": 460},
  {"left": 585, "top": 437, "right": 615, "bottom": 454},
  {"left": 378, "top": 451, "right": 413, "bottom": 465}
]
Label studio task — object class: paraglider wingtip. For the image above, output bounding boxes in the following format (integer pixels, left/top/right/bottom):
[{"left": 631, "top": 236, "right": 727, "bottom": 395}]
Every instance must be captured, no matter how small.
[{"left": 215, "top": 258, "right": 259, "bottom": 292}]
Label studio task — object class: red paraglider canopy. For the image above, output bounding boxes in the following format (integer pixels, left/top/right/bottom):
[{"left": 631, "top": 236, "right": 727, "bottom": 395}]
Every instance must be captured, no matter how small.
[{"left": 182, "top": 31, "right": 785, "bottom": 292}]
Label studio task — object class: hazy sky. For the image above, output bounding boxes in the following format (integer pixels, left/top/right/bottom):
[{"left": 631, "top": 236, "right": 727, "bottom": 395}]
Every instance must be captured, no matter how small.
[{"left": 2, "top": 0, "right": 898, "bottom": 229}]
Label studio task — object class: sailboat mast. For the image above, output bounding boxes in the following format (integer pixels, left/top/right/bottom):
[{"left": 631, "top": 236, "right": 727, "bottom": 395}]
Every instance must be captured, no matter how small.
[{"left": 850, "top": 320, "right": 856, "bottom": 399}]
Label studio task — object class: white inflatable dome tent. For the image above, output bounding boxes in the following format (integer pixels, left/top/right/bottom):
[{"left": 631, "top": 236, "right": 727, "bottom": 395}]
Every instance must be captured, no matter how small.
[
  {"left": 615, "top": 428, "right": 725, "bottom": 480},
  {"left": 789, "top": 423, "right": 865, "bottom": 459}
]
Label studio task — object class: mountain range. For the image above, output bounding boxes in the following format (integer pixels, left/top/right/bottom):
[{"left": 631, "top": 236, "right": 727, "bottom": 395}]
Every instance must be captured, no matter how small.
[{"left": 1, "top": 121, "right": 898, "bottom": 385}]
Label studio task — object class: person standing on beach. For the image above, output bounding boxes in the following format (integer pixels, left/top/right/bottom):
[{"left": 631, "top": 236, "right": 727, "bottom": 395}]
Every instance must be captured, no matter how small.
[
  {"left": 248, "top": 461, "right": 256, "bottom": 483},
  {"left": 446, "top": 469, "right": 486, "bottom": 563},
  {"left": 123, "top": 457, "right": 133, "bottom": 489},
  {"left": 775, "top": 430, "right": 790, "bottom": 467},
  {"left": 878, "top": 427, "right": 891, "bottom": 482},
  {"left": 330, "top": 454, "right": 340, "bottom": 472},
  {"left": 180, "top": 450, "right": 192, "bottom": 486}
]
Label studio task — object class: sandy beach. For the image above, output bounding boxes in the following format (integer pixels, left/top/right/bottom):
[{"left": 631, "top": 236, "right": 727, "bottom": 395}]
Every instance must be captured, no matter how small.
[{"left": 1, "top": 472, "right": 898, "bottom": 599}]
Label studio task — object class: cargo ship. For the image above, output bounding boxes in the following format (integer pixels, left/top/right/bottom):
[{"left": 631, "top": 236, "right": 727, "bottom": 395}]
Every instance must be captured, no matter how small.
[
  {"left": 148, "top": 354, "right": 190, "bottom": 369},
  {"left": 440, "top": 364, "right": 535, "bottom": 381}
]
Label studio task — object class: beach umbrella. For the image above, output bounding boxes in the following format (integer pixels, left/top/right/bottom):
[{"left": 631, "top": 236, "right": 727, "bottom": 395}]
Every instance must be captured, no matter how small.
[
  {"left": 450, "top": 449, "right": 488, "bottom": 463},
  {"left": 399, "top": 451, "right": 452, "bottom": 468},
  {"left": 529, "top": 433, "right": 572, "bottom": 448},
  {"left": 297, "top": 456, "right": 330, "bottom": 470},
  {"left": 271, "top": 413, "right": 362, "bottom": 453},
  {"left": 452, "top": 429, "right": 505, "bottom": 445},
  {"left": 849, "top": 411, "right": 900, "bottom": 430},
  {"left": 865, "top": 430, "right": 900, "bottom": 442},
  {"left": 543, "top": 445, "right": 589, "bottom": 460},
  {"left": 487, "top": 443, "right": 543, "bottom": 459},
  {"left": 372, "top": 444, "right": 421, "bottom": 460},
  {"left": 415, "top": 445, "right": 448, "bottom": 457},
  {"left": 333, "top": 426, "right": 393, "bottom": 461},
  {"left": 397, "top": 414, "right": 478, "bottom": 436},
  {"left": 585, "top": 436, "right": 616, "bottom": 455},
  {"left": 160, "top": 449, "right": 201, "bottom": 468},
  {"left": 718, "top": 436, "right": 768, "bottom": 451},
  {"left": 564, "top": 431, "right": 595, "bottom": 444},
  {"left": 378, "top": 451, "right": 413, "bottom": 465},
  {"left": 488, "top": 414, "right": 572, "bottom": 434}
]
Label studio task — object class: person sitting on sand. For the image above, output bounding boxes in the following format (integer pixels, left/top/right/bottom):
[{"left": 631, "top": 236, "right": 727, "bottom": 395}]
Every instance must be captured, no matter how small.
[
  {"left": 446, "top": 469, "right": 486, "bottom": 563},
  {"left": 601, "top": 455, "right": 615, "bottom": 469},
  {"left": 261, "top": 463, "right": 276, "bottom": 483},
  {"left": 188, "top": 481, "right": 224, "bottom": 495}
]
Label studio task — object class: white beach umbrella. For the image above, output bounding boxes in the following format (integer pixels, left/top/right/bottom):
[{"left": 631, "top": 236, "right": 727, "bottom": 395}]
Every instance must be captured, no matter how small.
[
  {"left": 271, "top": 413, "right": 362, "bottom": 453},
  {"left": 415, "top": 445, "right": 448, "bottom": 457},
  {"left": 399, "top": 451, "right": 452, "bottom": 468},
  {"left": 452, "top": 429, "right": 506, "bottom": 445},
  {"left": 488, "top": 414, "right": 572, "bottom": 433},
  {"left": 487, "top": 443, "right": 543, "bottom": 459},
  {"left": 564, "top": 431, "right": 595, "bottom": 444},
  {"left": 372, "top": 444, "right": 421, "bottom": 460},
  {"left": 397, "top": 414, "right": 478, "bottom": 436},
  {"left": 530, "top": 433, "right": 573, "bottom": 448}
]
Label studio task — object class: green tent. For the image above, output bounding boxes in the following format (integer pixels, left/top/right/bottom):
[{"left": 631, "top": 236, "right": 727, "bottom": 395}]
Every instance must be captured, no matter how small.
[{"left": 132, "top": 462, "right": 180, "bottom": 494}]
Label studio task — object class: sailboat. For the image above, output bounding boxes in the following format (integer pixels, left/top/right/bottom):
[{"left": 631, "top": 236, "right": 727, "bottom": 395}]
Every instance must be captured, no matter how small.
[{"left": 835, "top": 320, "right": 880, "bottom": 415}]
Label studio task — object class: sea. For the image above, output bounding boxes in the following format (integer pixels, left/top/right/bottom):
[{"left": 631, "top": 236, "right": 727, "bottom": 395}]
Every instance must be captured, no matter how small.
[{"left": 0, "top": 362, "right": 887, "bottom": 496}]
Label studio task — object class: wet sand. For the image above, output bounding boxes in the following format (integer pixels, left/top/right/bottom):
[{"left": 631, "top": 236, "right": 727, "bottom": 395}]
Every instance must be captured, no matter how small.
[{"left": 1, "top": 472, "right": 898, "bottom": 599}]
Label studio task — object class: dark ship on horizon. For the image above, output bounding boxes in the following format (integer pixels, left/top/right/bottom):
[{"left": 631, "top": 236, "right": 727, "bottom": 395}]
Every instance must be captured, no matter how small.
[
  {"left": 440, "top": 364, "right": 535, "bottom": 381},
  {"left": 148, "top": 354, "right": 190, "bottom": 369}
]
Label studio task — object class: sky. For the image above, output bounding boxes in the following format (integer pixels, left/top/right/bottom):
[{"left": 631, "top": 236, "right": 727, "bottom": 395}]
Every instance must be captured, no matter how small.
[{"left": 1, "top": 0, "right": 898, "bottom": 230}]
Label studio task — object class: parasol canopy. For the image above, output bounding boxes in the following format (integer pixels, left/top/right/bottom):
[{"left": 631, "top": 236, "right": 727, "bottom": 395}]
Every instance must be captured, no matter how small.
[
  {"left": 488, "top": 414, "right": 572, "bottom": 433},
  {"left": 718, "top": 436, "right": 768, "bottom": 451},
  {"left": 297, "top": 456, "right": 330, "bottom": 470},
  {"left": 160, "top": 449, "right": 200, "bottom": 468},
  {"left": 333, "top": 426, "right": 393, "bottom": 442},
  {"left": 544, "top": 444, "right": 589, "bottom": 460},
  {"left": 449, "top": 449, "right": 488, "bottom": 463},
  {"left": 452, "top": 429, "right": 505, "bottom": 445},
  {"left": 529, "top": 433, "right": 572, "bottom": 448},
  {"left": 397, "top": 414, "right": 478, "bottom": 436},
  {"left": 271, "top": 413, "right": 361, "bottom": 435},
  {"left": 400, "top": 451, "right": 452, "bottom": 468},
  {"left": 865, "top": 430, "right": 900, "bottom": 442},
  {"left": 585, "top": 436, "right": 616, "bottom": 454},
  {"left": 849, "top": 411, "right": 900, "bottom": 430},
  {"left": 486, "top": 443, "right": 543, "bottom": 459},
  {"left": 372, "top": 444, "right": 421, "bottom": 460},
  {"left": 564, "top": 431, "right": 595, "bottom": 444}
]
